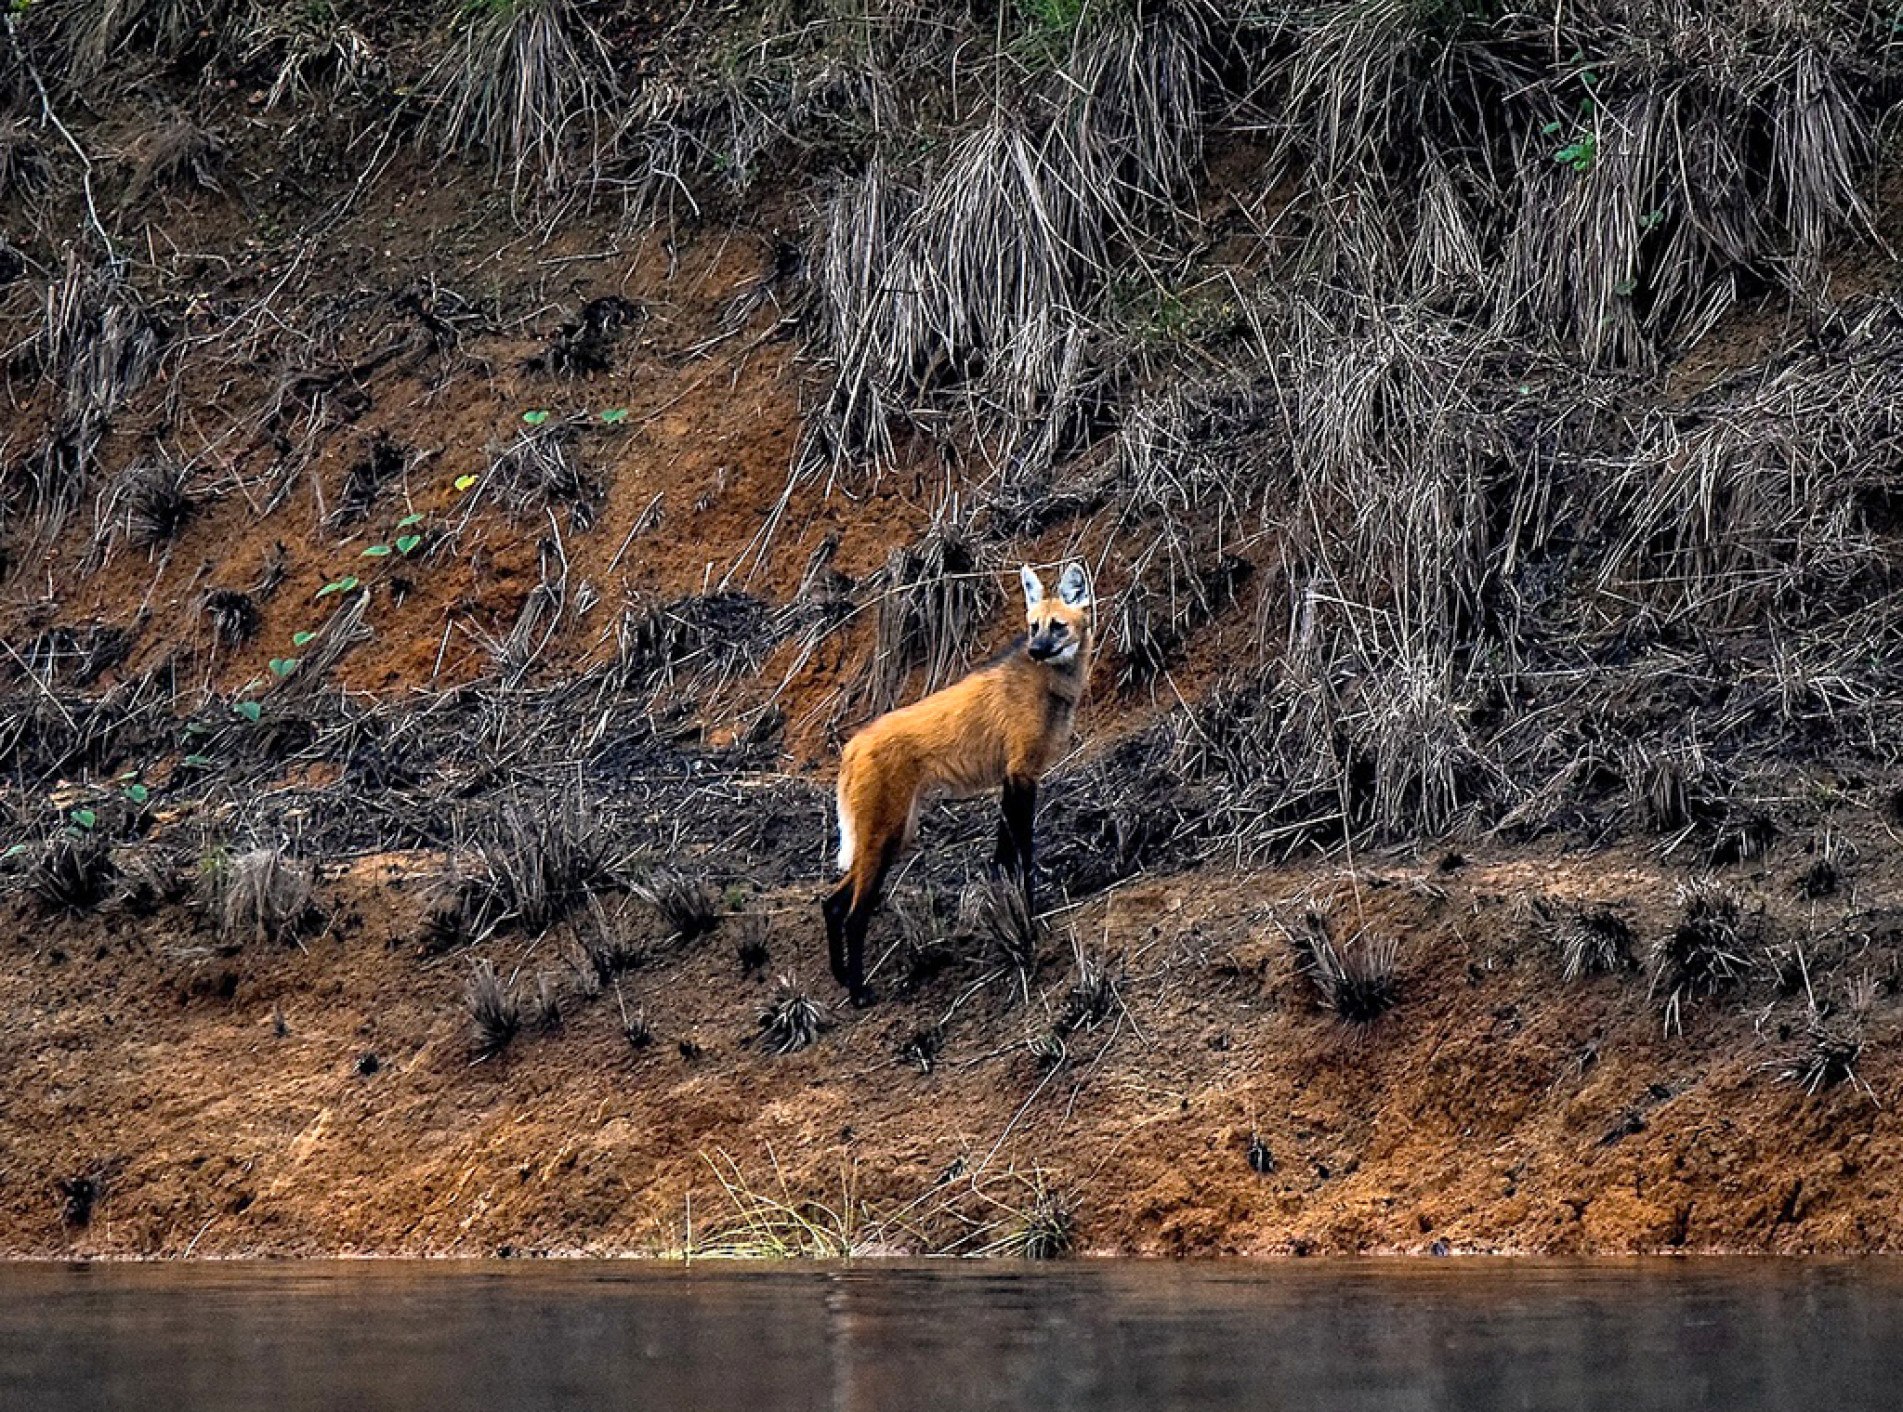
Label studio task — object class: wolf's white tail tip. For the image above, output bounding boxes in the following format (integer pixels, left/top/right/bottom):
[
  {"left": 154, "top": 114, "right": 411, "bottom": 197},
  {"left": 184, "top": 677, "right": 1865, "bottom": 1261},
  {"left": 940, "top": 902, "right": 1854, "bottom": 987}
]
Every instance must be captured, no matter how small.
[{"left": 835, "top": 789, "right": 855, "bottom": 872}]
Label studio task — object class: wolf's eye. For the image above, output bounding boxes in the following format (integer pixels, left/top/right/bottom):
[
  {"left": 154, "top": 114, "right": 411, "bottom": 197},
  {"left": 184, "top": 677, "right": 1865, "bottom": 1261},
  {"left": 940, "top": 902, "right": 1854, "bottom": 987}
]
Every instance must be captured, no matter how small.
[{"left": 1051, "top": 622, "right": 1068, "bottom": 636}]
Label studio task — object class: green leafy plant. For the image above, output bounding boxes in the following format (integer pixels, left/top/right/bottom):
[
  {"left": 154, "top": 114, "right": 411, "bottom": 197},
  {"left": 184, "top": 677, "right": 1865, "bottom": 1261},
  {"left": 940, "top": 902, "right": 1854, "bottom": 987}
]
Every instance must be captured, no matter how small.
[
  {"left": 1554, "top": 134, "right": 1596, "bottom": 172},
  {"left": 293, "top": 630, "right": 316, "bottom": 647},
  {"left": 396, "top": 534, "right": 423, "bottom": 555},
  {"left": 234, "top": 701, "right": 263, "bottom": 724},
  {"left": 600, "top": 407, "right": 628, "bottom": 424},
  {"left": 269, "top": 658, "right": 298, "bottom": 678},
  {"left": 455, "top": 474, "right": 479, "bottom": 492},
  {"left": 68, "top": 808, "right": 97, "bottom": 832},
  {"left": 316, "top": 575, "right": 360, "bottom": 599},
  {"left": 522, "top": 409, "right": 550, "bottom": 426},
  {"left": 397, "top": 512, "right": 424, "bottom": 528},
  {"left": 361, "top": 544, "right": 392, "bottom": 558},
  {"left": 1547, "top": 56, "right": 1601, "bottom": 173}
]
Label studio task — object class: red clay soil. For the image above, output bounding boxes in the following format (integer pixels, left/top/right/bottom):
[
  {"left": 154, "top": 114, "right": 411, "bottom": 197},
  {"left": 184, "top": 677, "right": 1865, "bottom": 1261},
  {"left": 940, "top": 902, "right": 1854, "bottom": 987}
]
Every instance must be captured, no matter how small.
[{"left": 3, "top": 831, "right": 1900, "bottom": 1258}]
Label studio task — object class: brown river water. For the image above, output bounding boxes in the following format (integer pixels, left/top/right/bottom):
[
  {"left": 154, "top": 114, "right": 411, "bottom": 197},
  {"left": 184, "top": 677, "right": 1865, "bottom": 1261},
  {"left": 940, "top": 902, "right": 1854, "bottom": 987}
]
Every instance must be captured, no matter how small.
[{"left": 2, "top": 1259, "right": 1899, "bottom": 1410}]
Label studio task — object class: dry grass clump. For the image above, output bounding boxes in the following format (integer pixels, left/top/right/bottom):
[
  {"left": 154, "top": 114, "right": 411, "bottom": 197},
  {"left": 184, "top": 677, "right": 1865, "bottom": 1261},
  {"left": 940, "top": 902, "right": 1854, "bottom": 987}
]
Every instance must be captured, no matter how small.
[
  {"left": 897, "top": 1023, "right": 943, "bottom": 1074},
  {"left": 757, "top": 975, "right": 830, "bottom": 1055},
  {"left": 1055, "top": 946, "right": 1121, "bottom": 1036},
  {"left": 15, "top": 258, "right": 161, "bottom": 536},
  {"left": 854, "top": 515, "right": 997, "bottom": 714},
  {"left": 0, "top": 125, "right": 51, "bottom": 204},
  {"left": 573, "top": 904, "right": 642, "bottom": 985},
  {"left": 114, "top": 844, "right": 190, "bottom": 915},
  {"left": 48, "top": 0, "right": 241, "bottom": 87},
  {"left": 1592, "top": 300, "right": 1903, "bottom": 622},
  {"left": 199, "top": 845, "right": 319, "bottom": 947},
  {"left": 241, "top": 1, "right": 382, "bottom": 111},
  {"left": 734, "top": 913, "right": 771, "bottom": 973},
  {"left": 806, "top": 7, "right": 1210, "bottom": 474},
  {"left": 1109, "top": 382, "right": 1267, "bottom": 684},
  {"left": 427, "top": 0, "right": 610, "bottom": 202},
  {"left": 1255, "top": 0, "right": 1898, "bottom": 363},
  {"left": 1092, "top": 276, "right": 1903, "bottom": 864},
  {"left": 1650, "top": 879, "right": 1754, "bottom": 1035},
  {"left": 612, "top": 592, "right": 777, "bottom": 695},
  {"left": 122, "top": 118, "right": 226, "bottom": 202},
  {"left": 487, "top": 421, "right": 599, "bottom": 528},
  {"left": 99, "top": 455, "right": 199, "bottom": 552},
  {"left": 988, "top": 1181, "right": 1075, "bottom": 1260},
  {"left": 332, "top": 433, "right": 407, "bottom": 527}
]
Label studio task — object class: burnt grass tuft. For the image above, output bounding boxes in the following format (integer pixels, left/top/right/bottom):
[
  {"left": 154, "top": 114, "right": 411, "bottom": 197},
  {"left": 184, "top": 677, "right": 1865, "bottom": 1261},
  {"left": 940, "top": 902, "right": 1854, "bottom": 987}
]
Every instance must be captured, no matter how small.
[
  {"left": 56, "top": 1173, "right": 102, "bottom": 1228},
  {"left": 960, "top": 879, "right": 1040, "bottom": 973},
  {"left": 334, "top": 433, "right": 409, "bottom": 524},
  {"left": 1561, "top": 906, "right": 1637, "bottom": 981},
  {"left": 203, "top": 588, "right": 261, "bottom": 649},
  {"left": 1294, "top": 916, "right": 1400, "bottom": 1024},
  {"left": 466, "top": 961, "right": 523, "bottom": 1060},
  {"left": 31, "top": 833, "right": 118, "bottom": 915},
  {"left": 1783, "top": 1007, "right": 1868, "bottom": 1095},
  {"left": 757, "top": 976, "right": 829, "bottom": 1055},
  {"left": 734, "top": 913, "right": 771, "bottom": 973},
  {"left": 1011, "top": 1188, "right": 1075, "bottom": 1260},
  {"left": 638, "top": 869, "right": 721, "bottom": 942},
  {"left": 1650, "top": 881, "right": 1755, "bottom": 1035}
]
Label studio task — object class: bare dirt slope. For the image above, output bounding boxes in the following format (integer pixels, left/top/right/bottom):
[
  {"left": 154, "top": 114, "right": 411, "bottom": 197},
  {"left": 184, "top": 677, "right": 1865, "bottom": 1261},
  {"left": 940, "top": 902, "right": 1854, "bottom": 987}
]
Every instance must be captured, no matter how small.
[{"left": 6, "top": 829, "right": 1903, "bottom": 1258}]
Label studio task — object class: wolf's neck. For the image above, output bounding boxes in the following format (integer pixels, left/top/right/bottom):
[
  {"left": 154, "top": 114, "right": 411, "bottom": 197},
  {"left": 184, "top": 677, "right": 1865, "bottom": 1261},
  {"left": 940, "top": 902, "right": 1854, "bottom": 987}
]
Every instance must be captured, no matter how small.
[{"left": 1043, "top": 641, "right": 1091, "bottom": 703}]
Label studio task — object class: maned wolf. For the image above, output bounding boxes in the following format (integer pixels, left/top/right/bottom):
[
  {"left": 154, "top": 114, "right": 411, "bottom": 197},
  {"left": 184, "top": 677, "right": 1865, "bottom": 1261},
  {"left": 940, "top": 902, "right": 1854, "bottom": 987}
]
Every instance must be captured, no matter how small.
[{"left": 822, "top": 562, "right": 1095, "bottom": 1005}]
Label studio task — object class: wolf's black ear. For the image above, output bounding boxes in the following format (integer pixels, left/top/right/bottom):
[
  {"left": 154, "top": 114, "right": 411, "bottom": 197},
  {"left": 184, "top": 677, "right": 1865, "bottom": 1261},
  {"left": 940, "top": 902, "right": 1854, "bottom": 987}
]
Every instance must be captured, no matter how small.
[
  {"left": 1020, "top": 564, "right": 1046, "bottom": 611},
  {"left": 1057, "top": 563, "right": 1091, "bottom": 607}
]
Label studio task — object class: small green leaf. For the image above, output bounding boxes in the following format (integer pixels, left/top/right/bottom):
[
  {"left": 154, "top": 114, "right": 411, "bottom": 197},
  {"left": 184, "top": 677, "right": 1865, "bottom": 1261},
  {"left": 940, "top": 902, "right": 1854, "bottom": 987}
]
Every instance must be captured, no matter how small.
[
  {"left": 361, "top": 543, "right": 392, "bottom": 558},
  {"left": 600, "top": 407, "right": 629, "bottom": 425},
  {"left": 1639, "top": 208, "right": 1666, "bottom": 231},
  {"left": 396, "top": 512, "right": 425, "bottom": 528},
  {"left": 1540, "top": 120, "right": 1562, "bottom": 135},
  {"left": 1613, "top": 278, "right": 1638, "bottom": 297},
  {"left": 2, "top": 842, "right": 27, "bottom": 861},
  {"left": 522, "top": 409, "right": 551, "bottom": 426},
  {"left": 455, "top": 474, "right": 479, "bottom": 492},
  {"left": 234, "top": 701, "right": 263, "bottom": 724},
  {"left": 125, "top": 783, "right": 151, "bottom": 805},
  {"left": 70, "top": 808, "right": 97, "bottom": 831},
  {"left": 293, "top": 630, "right": 316, "bottom": 648},
  {"left": 316, "top": 575, "right": 360, "bottom": 599},
  {"left": 269, "top": 657, "right": 298, "bottom": 678},
  {"left": 181, "top": 753, "right": 214, "bottom": 769},
  {"left": 396, "top": 534, "right": 423, "bottom": 555}
]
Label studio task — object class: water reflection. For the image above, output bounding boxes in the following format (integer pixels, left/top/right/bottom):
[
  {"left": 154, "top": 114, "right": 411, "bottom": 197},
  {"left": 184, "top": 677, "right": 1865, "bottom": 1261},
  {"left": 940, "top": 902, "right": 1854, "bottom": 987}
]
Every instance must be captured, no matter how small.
[{"left": 2, "top": 1260, "right": 1898, "bottom": 1411}]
